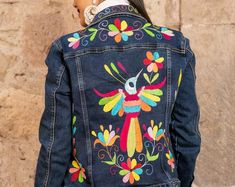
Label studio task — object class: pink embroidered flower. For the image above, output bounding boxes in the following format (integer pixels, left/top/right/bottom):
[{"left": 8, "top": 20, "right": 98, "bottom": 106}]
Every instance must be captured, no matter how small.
[
  {"left": 143, "top": 51, "right": 164, "bottom": 73},
  {"left": 143, "top": 120, "right": 165, "bottom": 141},
  {"left": 119, "top": 157, "right": 143, "bottom": 184},
  {"left": 161, "top": 27, "right": 175, "bottom": 40},
  {"left": 69, "top": 160, "right": 86, "bottom": 183},
  {"left": 68, "top": 33, "right": 80, "bottom": 49},
  {"left": 108, "top": 18, "right": 134, "bottom": 43}
]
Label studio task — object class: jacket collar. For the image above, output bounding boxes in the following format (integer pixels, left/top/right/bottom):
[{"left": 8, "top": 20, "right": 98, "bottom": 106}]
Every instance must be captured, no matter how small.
[
  {"left": 89, "top": 4, "right": 148, "bottom": 26},
  {"left": 96, "top": 0, "right": 130, "bottom": 13}
]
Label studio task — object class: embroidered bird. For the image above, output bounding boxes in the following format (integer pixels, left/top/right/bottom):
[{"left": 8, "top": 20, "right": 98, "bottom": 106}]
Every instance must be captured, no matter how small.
[{"left": 93, "top": 62, "right": 166, "bottom": 157}]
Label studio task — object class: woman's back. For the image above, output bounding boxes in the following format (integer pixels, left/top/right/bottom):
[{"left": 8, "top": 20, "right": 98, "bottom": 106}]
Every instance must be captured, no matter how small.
[{"left": 34, "top": 3, "right": 201, "bottom": 187}]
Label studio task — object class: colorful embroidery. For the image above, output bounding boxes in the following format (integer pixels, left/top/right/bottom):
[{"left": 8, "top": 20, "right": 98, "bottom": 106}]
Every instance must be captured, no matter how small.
[
  {"left": 69, "top": 160, "right": 86, "bottom": 183},
  {"left": 175, "top": 69, "right": 182, "bottom": 99},
  {"left": 160, "top": 27, "right": 175, "bottom": 40},
  {"left": 108, "top": 18, "right": 134, "bottom": 43},
  {"left": 90, "top": 51, "right": 175, "bottom": 184},
  {"left": 91, "top": 119, "right": 174, "bottom": 184},
  {"left": 119, "top": 157, "right": 143, "bottom": 184},
  {"left": 166, "top": 149, "right": 175, "bottom": 171},
  {"left": 67, "top": 18, "right": 175, "bottom": 49},
  {"left": 69, "top": 115, "right": 86, "bottom": 183},
  {"left": 68, "top": 33, "right": 81, "bottom": 49},
  {"left": 91, "top": 124, "right": 119, "bottom": 147},
  {"left": 143, "top": 51, "right": 164, "bottom": 73}
]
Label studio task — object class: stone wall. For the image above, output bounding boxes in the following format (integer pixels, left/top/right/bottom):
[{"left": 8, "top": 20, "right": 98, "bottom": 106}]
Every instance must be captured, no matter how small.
[{"left": 0, "top": 0, "right": 234, "bottom": 186}]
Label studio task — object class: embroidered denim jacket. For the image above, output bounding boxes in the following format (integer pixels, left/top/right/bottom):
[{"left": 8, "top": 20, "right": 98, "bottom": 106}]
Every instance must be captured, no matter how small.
[{"left": 34, "top": 4, "right": 201, "bottom": 187}]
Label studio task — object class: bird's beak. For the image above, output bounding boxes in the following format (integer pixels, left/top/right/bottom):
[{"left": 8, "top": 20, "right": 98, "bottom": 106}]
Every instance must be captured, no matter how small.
[{"left": 135, "top": 68, "right": 143, "bottom": 79}]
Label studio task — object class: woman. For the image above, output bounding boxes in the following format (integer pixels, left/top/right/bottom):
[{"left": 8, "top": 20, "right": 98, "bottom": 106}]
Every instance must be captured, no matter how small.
[{"left": 34, "top": 0, "right": 201, "bottom": 187}]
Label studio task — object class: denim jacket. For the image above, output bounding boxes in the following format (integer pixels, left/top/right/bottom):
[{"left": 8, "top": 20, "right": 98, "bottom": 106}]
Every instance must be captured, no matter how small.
[{"left": 34, "top": 4, "right": 201, "bottom": 187}]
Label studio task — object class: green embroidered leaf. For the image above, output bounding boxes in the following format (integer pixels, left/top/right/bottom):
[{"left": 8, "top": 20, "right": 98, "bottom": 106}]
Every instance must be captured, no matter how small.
[
  {"left": 146, "top": 149, "right": 159, "bottom": 161},
  {"left": 110, "top": 62, "right": 120, "bottom": 74},
  {"left": 90, "top": 31, "right": 97, "bottom": 41},
  {"left": 88, "top": 28, "right": 98, "bottom": 41},
  {"left": 78, "top": 172, "right": 84, "bottom": 183},
  {"left": 144, "top": 88, "right": 163, "bottom": 96},
  {"left": 143, "top": 23, "right": 151, "bottom": 29},
  {"left": 119, "top": 169, "right": 129, "bottom": 176},
  {"left": 151, "top": 73, "right": 159, "bottom": 83},
  {"left": 99, "top": 94, "right": 120, "bottom": 105},
  {"left": 101, "top": 160, "right": 115, "bottom": 165},
  {"left": 146, "top": 149, "right": 151, "bottom": 160},
  {"left": 72, "top": 115, "right": 76, "bottom": 125},
  {"left": 88, "top": 28, "right": 98, "bottom": 32},
  {"left": 144, "top": 29, "right": 155, "bottom": 37},
  {"left": 112, "top": 152, "right": 116, "bottom": 163},
  {"left": 143, "top": 73, "right": 151, "bottom": 84},
  {"left": 108, "top": 24, "right": 119, "bottom": 32},
  {"left": 101, "top": 153, "right": 116, "bottom": 166}
]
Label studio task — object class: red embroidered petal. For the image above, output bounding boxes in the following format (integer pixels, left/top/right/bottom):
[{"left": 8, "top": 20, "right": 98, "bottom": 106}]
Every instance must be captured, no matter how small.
[
  {"left": 157, "top": 63, "right": 164, "bottom": 69},
  {"left": 114, "top": 18, "right": 121, "bottom": 30},
  {"left": 125, "top": 26, "right": 134, "bottom": 31},
  {"left": 70, "top": 171, "right": 79, "bottom": 182},
  {"left": 121, "top": 162, "right": 130, "bottom": 170},
  {"left": 143, "top": 58, "right": 152, "bottom": 65}
]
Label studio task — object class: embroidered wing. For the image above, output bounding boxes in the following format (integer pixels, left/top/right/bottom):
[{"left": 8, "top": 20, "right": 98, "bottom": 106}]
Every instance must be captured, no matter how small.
[
  {"left": 93, "top": 88, "right": 125, "bottom": 117},
  {"left": 138, "top": 77, "right": 166, "bottom": 112}
]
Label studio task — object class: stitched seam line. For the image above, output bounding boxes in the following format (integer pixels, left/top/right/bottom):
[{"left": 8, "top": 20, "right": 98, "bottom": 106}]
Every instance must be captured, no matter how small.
[
  {"left": 64, "top": 45, "right": 185, "bottom": 59},
  {"left": 147, "top": 178, "right": 181, "bottom": 187},
  {"left": 43, "top": 65, "right": 65, "bottom": 187},
  {"left": 162, "top": 48, "right": 172, "bottom": 180},
  {"left": 75, "top": 57, "right": 94, "bottom": 186}
]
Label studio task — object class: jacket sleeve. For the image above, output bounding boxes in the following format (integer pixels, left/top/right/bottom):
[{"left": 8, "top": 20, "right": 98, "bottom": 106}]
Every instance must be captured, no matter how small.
[
  {"left": 169, "top": 38, "right": 201, "bottom": 187},
  {"left": 34, "top": 39, "right": 72, "bottom": 187}
]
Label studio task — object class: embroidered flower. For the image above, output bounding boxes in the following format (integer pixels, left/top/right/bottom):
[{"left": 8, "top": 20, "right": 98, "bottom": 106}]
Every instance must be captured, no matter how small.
[
  {"left": 108, "top": 18, "right": 134, "bottom": 43},
  {"left": 68, "top": 33, "right": 81, "bottom": 49},
  {"left": 166, "top": 150, "right": 175, "bottom": 171},
  {"left": 91, "top": 124, "right": 119, "bottom": 147},
  {"left": 69, "top": 160, "right": 86, "bottom": 183},
  {"left": 143, "top": 51, "right": 164, "bottom": 73},
  {"left": 119, "top": 157, "right": 143, "bottom": 184},
  {"left": 160, "top": 27, "right": 175, "bottom": 40},
  {"left": 143, "top": 119, "right": 165, "bottom": 141}
]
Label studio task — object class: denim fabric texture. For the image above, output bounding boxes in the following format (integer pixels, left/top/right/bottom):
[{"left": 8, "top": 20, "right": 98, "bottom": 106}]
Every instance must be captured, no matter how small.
[{"left": 34, "top": 4, "right": 201, "bottom": 187}]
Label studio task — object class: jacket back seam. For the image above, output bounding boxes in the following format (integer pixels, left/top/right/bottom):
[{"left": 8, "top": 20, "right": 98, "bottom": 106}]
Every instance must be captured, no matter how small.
[
  {"left": 75, "top": 57, "right": 94, "bottom": 186},
  {"left": 43, "top": 65, "right": 66, "bottom": 187},
  {"left": 63, "top": 44, "right": 185, "bottom": 60}
]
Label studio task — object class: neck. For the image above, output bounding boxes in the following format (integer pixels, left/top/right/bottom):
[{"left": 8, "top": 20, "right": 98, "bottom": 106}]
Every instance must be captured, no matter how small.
[{"left": 96, "top": 0, "right": 130, "bottom": 14}]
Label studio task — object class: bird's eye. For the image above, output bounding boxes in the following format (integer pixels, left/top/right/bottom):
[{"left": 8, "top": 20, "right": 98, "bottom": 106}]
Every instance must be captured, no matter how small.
[{"left": 129, "top": 82, "right": 134, "bottom": 87}]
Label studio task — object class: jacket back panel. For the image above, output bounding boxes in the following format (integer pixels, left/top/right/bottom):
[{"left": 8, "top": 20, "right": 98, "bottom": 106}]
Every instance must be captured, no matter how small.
[{"left": 61, "top": 11, "right": 187, "bottom": 187}]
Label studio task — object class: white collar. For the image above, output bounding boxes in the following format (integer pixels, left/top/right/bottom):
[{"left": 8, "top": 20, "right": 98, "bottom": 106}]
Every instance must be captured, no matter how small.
[{"left": 96, "top": 0, "right": 130, "bottom": 14}]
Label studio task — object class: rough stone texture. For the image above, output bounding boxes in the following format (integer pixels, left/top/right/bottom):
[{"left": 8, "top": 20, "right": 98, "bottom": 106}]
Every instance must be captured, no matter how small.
[{"left": 0, "top": 0, "right": 234, "bottom": 186}]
